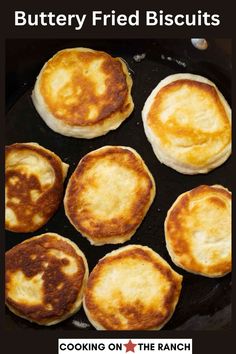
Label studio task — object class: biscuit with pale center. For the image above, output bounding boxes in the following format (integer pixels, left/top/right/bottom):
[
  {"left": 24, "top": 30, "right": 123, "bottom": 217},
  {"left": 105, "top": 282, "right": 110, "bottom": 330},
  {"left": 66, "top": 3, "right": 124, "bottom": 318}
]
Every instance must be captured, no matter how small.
[
  {"left": 83, "top": 244, "right": 182, "bottom": 330},
  {"left": 64, "top": 146, "right": 156, "bottom": 245},
  {"left": 142, "top": 73, "right": 231, "bottom": 174},
  {"left": 165, "top": 185, "right": 231, "bottom": 277},
  {"left": 5, "top": 233, "right": 89, "bottom": 325},
  {"left": 5, "top": 143, "right": 68, "bottom": 232},
  {"left": 32, "top": 48, "right": 134, "bottom": 138}
]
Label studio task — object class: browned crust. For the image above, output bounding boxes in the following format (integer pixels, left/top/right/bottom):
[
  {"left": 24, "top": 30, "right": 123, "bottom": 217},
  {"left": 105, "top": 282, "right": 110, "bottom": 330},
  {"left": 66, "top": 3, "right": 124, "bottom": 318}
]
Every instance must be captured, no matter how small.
[
  {"left": 84, "top": 247, "right": 182, "bottom": 330},
  {"left": 147, "top": 79, "right": 230, "bottom": 152},
  {"left": 40, "top": 50, "right": 131, "bottom": 126},
  {"left": 5, "top": 234, "right": 86, "bottom": 324},
  {"left": 64, "top": 147, "right": 155, "bottom": 241},
  {"left": 5, "top": 143, "right": 64, "bottom": 233},
  {"left": 165, "top": 185, "right": 232, "bottom": 275}
]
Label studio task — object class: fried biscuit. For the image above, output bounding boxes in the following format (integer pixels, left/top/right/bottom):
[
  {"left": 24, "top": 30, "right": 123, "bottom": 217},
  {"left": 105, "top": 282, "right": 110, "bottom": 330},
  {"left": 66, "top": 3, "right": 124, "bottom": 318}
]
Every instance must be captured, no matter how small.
[
  {"left": 142, "top": 73, "right": 231, "bottom": 174},
  {"left": 5, "top": 143, "right": 68, "bottom": 232},
  {"left": 165, "top": 185, "right": 231, "bottom": 277},
  {"left": 32, "top": 48, "right": 134, "bottom": 138},
  {"left": 64, "top": 146, "right": 156, "bottom": 245},
  {"left": 5, "top": 233, "right": 89, "bottom": 325},
  {"left": 83, "top": 245, "right": 182, "bottom": 330}
]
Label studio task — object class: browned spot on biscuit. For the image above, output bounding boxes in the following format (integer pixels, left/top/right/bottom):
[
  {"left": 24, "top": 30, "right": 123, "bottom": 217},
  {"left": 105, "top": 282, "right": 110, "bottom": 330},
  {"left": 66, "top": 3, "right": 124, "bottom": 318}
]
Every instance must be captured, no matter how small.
[
  {"left": 207, "top": 196, "right": 227, "bottom": 208},
  {"left": 40, "top": 50, "right": 129, "bottom": 126},
  {"left": 5, "top": 144, "right": 64, "bottom": 233},
  {"left": 5, "top": 234, "right": 85, "bottom": 324},
  {"left": 165, "top": 185, "right": 231, "bottom": 276},
  {"left": 84, "top": 247, "right": 182, "bottom": 330},
  {"left": 64, "top": 147, "right": 155, "bottom": 243},
  {"left": 147, "top": 79, "right": 231, "bottom": 166}
]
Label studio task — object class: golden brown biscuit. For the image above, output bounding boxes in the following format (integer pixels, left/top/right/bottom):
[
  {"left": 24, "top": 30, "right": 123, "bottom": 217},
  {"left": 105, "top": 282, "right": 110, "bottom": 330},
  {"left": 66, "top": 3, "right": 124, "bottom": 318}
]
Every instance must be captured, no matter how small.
[
  {"left": 142, "top": 74, "right": 231, "bottom": 174},
  {"left": 64, "top": 146, "right": 156, "bottom": 245},
  {"left": 5, "top": 143, "right": 68, "bottom": 233},
  {"left": 83, "top": 245, "right": 182, "bottom": 330},
  {"left": 5, "top": 233, "right": 89, "bottom": 325},
  {"left": 165, "top": 185, "right": 231, "bottom": 277},
  {"left": 32, "top": 48, "right": 134, "bottom": 138}
]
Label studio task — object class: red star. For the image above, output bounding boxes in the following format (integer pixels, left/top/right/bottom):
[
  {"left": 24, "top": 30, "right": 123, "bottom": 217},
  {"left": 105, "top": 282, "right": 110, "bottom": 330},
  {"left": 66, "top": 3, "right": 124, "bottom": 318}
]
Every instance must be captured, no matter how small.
[{"left": 124, "top": 340, "right": 137, "bottom": 353}]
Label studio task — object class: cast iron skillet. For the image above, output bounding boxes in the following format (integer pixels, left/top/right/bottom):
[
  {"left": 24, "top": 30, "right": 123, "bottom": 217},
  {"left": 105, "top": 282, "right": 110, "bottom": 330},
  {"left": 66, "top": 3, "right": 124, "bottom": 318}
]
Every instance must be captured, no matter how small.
[{"left": 5, "top": 39, "right": 232, "bottom": 330}]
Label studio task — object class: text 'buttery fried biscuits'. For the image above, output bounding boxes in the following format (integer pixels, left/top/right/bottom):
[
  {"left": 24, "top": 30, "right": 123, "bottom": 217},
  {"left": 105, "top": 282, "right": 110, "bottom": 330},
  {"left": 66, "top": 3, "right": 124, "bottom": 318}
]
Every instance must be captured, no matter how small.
[
  {"left": 5, "top": 143, "right": 68, "bottom": 233},
  {"left": 165, "top": 185, "right": 232, "bottom": 277},
  {"left": 32, "top": 48, "right": 134, "bottom": 138},
  {"left": 64, "top": 146, "right": 156, "bottom": 245},
  {"left": 5, "top": 233, "right": 89, "bottom": 325},
  {"left": 83, "top": 245, "right": 183, "bottom": 330},
  {"left": 142, "top": 73, "right": 231, "bottom": 174}
]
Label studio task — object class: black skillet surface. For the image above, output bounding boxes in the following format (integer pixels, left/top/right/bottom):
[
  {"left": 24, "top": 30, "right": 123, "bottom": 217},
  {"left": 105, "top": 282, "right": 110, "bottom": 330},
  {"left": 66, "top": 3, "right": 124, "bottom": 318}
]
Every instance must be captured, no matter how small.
[{"left": 5, "top": 39, "right": 232, "bottom": 330}]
